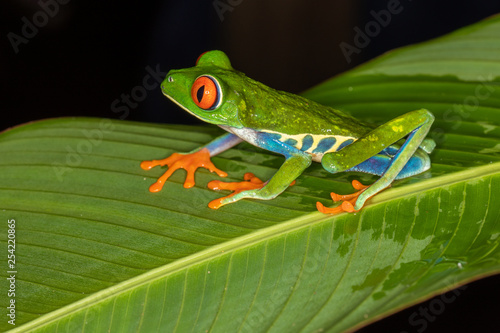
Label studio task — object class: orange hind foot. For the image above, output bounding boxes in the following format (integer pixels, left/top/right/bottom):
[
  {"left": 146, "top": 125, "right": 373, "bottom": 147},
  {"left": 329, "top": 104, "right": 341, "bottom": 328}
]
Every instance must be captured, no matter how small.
[{"left": 316, "top": 180, "right": 369, "bottom": 215}]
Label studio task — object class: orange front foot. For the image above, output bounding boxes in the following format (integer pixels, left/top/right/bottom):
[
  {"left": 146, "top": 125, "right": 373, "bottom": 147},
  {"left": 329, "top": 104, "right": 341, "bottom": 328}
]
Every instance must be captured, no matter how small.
[
  {"left": 316, "top": 180, "right": 369, "bottom": 215},
  {"left": 207, "top": 173, "right": 296, "bottom": 209},
  {"left": 207, "top": 173, "right": 264, "bottom": 209},
  {"left": 140, "top": 148, "right": 227, "bottom": 192}
]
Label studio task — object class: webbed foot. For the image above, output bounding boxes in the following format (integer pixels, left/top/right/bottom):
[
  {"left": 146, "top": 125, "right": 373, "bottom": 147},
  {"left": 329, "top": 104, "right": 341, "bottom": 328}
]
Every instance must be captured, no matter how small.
[
  {"left": 141, "top": 148, "right": 227, "bottom": 192},
  {"left": 316, "top": 180, "right": 369, "bottom": 215},
  {"left": 207, "top": 173, "right": 264, "bottom": 209},
  {"left": 207, "top": 173, "right": 295, "bottom": 209}
]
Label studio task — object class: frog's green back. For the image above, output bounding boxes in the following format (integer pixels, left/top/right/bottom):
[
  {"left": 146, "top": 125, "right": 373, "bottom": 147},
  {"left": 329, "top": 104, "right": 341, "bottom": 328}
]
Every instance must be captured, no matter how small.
[{"left": 233, "top": 73, "right": 372, "bottom": 138}]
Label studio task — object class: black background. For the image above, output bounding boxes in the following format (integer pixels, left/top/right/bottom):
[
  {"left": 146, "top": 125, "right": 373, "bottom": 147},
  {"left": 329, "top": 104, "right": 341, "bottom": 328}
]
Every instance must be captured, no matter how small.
[{"left": 1, "top": 0, "right": 499, "bottom": 331}]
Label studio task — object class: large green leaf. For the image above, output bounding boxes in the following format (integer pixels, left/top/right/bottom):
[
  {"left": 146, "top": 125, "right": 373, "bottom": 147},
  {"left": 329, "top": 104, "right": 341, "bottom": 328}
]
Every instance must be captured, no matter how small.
[{"left": 1, "top": 15, "right": 500, "bottom": 333}]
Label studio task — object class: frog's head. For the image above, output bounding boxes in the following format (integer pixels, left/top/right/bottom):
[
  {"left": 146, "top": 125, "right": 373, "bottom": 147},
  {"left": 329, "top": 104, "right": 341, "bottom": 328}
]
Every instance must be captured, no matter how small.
[{"left": 161, "top": 50, "right": 246, "bottom": 128}]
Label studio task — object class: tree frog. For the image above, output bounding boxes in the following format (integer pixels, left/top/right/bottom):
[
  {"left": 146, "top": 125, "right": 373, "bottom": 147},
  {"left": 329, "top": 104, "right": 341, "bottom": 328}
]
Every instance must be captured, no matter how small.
[{"left": 141, "top": 50, "right": 435, "bottom": 214}]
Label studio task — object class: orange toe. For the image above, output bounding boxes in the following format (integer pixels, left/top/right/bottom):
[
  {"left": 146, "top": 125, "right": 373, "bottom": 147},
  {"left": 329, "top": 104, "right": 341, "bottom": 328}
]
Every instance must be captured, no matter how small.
[
  {"left": 316, "top": 201, "right": 345, "bottom": 214},
  {"left": 207, "top": 173, "right": 295, "bottom": 209},
  {"left": 317, "top": 179, "right": 368, "bottom": 215},
  {"left": 207, "top": 173, "right": 265, "bottom": 209}
]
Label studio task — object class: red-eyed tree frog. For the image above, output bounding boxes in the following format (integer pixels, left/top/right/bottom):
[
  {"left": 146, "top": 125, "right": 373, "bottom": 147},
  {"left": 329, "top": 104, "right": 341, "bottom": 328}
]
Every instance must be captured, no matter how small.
[{"left": 141, "top": 50, "right": 435, "bottom": 214}]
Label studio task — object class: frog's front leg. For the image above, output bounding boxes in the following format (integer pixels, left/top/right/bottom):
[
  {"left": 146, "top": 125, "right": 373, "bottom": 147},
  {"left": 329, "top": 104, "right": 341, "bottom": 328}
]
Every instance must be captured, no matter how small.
[
  {"left": 208, "top": 134, "right": 312, "bottom": 209},
  {"left": 141, "top": 132, "right": 242, "bottom": 191},
  {"left": 319, "top": 109, "right": 434, "bottom": 213}
]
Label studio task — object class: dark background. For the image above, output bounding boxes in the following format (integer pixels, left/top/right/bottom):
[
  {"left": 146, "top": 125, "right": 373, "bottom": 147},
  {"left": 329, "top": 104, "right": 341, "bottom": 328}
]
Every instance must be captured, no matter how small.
[{"left": 1, "top": 0, "right": 499, "bottom": 331}]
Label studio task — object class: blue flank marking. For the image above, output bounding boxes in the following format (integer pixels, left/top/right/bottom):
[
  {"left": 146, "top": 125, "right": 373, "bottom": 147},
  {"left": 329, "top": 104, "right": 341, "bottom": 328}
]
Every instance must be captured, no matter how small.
[
  {"left": 300, "top": 135, "right": 314, "bottom": 152},
  {"left": 284, "top": 138, "right": 298, "bottom": 147},
  {"left": 347, "top": 155, "right": 391, "bottom": 177},
  {"left": 337, "top": 139, "right": 354, "bottom": 151},
  {"left": 346, "top": 147, "right": 426, "bottom": 179},
  {"left": 265, "top": 133, "right": 282, "bottom": 141},
  {"left": 312, "top": 137, "right": 337, "bottom": 154},
  {"left": 257, "top": 132, "right": 305, "bottom": 158},
  {"left": 380, "top": 145, "right": 399, "bottom": 156}
]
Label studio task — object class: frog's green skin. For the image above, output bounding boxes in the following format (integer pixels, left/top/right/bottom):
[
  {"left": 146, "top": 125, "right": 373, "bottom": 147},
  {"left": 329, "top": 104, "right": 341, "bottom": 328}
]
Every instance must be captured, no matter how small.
[{"left": 159, "top": 50, "right": 435, "bottom": 211}]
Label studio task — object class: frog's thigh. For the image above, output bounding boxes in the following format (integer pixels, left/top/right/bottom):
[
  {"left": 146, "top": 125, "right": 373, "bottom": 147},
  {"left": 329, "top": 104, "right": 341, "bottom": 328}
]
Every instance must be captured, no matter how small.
[
  {"left": 322, "top": 109, "right": 434, "bottom": 174},
  {"left": 347, "top": 148, "right": 431, "bottom": 180}
]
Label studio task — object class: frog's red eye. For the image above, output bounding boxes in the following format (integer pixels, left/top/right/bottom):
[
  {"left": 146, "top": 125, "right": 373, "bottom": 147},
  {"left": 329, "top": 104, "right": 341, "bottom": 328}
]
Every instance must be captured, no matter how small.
[{"left": 191, "top": 75, "right": 221, "bottom": 110}]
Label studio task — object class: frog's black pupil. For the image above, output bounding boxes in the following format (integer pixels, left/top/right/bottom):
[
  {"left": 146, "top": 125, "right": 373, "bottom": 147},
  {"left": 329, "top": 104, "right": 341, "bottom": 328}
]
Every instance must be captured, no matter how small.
[{"left": 196, "top": 85, "right": 205, "bottom": 103}]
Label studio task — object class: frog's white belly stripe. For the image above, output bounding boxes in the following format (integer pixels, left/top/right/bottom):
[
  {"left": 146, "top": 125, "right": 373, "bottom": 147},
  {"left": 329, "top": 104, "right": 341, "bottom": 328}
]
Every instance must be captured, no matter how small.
[{"left": 219, "top": 126, "right": 260, "bottom": 146}]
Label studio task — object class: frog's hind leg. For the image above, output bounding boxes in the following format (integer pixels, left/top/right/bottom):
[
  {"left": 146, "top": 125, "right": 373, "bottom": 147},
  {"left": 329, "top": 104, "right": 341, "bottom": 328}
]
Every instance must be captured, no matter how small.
[
  {"left": 319, "top": 109, "right": 434, "bottom": 214},
  {"left": 316, "top": 147, "right": 431, "bottom": 214},
  {"left": 348, "top": 146, "right": 432, "bottom": 180}
]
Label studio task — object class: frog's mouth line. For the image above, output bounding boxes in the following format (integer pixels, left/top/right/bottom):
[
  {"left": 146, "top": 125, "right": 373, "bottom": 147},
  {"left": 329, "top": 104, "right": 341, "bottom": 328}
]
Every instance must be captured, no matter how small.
[{"left": 163, "top": 93, "right": 210, "bottom": 123}]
